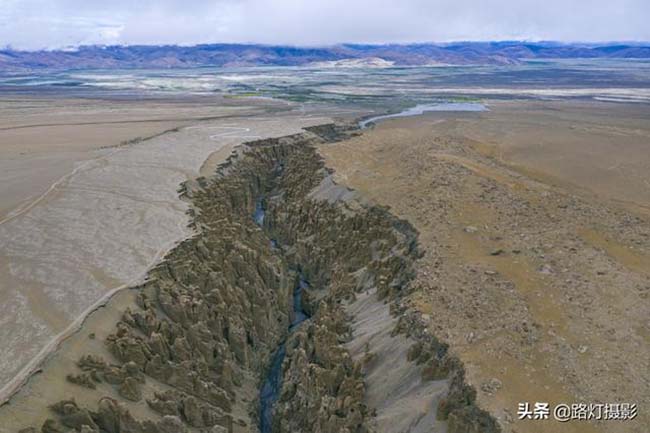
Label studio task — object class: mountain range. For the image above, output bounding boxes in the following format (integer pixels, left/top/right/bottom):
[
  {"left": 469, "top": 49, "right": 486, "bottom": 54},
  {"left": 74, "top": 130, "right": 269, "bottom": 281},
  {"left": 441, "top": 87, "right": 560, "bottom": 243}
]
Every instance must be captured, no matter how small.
[{"left": 1, "top": 42, "right": 649, "bottom": 70}]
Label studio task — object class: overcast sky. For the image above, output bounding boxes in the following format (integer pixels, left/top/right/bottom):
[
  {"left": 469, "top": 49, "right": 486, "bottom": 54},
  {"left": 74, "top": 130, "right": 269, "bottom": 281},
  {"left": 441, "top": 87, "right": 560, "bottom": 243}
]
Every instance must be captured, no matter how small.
[{"left": 1, "top": 0, "right": 649, "bottom": 50}]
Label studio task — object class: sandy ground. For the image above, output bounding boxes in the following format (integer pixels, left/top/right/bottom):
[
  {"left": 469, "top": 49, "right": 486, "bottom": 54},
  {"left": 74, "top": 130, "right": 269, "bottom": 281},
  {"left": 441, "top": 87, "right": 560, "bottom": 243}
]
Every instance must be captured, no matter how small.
[
  {"left": 0, "top": 96, "right": 281, "bottom": 221},
  {"left": 0, "top": 95, "right": 353, "bottom": 410},
  {"left": 320, "top": 100, "right": 650, "bottom": 433},
  {"left": 455, "top": 100, "right": 650, "bottom": 211},
  {"left": 346, "top": 289, "right": 448, "bottom": 433}
]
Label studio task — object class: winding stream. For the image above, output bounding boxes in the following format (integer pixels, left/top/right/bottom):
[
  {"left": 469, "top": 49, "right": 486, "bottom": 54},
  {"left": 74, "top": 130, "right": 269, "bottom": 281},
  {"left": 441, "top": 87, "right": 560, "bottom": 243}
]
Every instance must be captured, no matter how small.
[
  {"left": 253, "top": 199, "right": 265, "bottom": 226},
  {"left": 254, "top": 199, "right": 310, "bottom": 433},
  {"left": 259, "top": 277, "right": 309, "bottom": 433},
  {"left": 359, "top": 101, "right": 487, "bottom": 128}
]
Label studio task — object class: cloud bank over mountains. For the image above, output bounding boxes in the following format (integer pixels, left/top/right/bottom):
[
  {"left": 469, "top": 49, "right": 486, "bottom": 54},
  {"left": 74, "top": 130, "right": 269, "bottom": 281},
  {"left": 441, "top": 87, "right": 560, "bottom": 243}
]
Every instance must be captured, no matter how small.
[{"left": 1, "top": 0, "right": 649, "bottom": 50}]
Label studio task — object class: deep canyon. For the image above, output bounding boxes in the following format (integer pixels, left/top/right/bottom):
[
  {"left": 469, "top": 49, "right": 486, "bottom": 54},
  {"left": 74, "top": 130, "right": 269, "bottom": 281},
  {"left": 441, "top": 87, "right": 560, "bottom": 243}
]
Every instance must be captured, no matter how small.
[{"left": 7, "top": 123, "right": 497, "bottom": 433}]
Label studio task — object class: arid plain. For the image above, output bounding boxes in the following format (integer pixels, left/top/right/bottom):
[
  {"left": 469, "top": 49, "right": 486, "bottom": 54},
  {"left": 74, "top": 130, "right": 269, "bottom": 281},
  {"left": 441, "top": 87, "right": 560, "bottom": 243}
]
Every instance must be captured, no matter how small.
[
  {"left": 320, "top": 99, "right": 650, "bottom": 433},
  {"left": 0, "top": 92, "right": 648, "bottom": 433}
]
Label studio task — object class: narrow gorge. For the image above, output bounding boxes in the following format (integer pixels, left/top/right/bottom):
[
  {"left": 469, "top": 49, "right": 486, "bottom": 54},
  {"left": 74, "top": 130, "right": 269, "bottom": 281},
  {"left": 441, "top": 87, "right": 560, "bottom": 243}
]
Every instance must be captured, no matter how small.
[{"left": 17, "top": 123, "right": 499, "bottom": 433}]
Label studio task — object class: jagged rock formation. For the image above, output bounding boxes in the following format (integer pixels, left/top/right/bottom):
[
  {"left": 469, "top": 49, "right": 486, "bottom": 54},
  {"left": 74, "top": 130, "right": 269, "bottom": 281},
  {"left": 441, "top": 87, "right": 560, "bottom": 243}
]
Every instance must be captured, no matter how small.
[
  {"left": 35, "top": 134, "right": 299, "bottom": 433},
  {"left": 34, "top": 122, "right": 499, "bottom": 433},
  {"left": 272, "top": 300, "right": 369, "bottom": 433},
  {"left": 254, "top": 135, "right": 498, "bottom": 433}
]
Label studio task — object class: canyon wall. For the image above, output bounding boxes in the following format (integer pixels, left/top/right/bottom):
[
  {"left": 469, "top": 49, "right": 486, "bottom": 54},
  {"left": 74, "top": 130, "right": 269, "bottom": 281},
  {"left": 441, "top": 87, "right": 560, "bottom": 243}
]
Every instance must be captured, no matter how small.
[{"left": 23, "top": 124, "right": 498, "bottom": 433}]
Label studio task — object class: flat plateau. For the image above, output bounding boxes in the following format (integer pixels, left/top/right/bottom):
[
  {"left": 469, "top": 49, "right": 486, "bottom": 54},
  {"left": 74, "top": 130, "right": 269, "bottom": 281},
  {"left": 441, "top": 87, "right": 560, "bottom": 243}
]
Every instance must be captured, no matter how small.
[{"left": 320, "top": 99, "right": 650, "bottom": 433}]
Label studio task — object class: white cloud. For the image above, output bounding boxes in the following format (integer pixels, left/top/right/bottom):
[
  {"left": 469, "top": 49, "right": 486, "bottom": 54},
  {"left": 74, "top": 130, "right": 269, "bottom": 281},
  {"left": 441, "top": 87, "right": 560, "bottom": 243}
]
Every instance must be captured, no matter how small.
[{"left": 0, "top": 0, "right": 648, "bottom": 50}]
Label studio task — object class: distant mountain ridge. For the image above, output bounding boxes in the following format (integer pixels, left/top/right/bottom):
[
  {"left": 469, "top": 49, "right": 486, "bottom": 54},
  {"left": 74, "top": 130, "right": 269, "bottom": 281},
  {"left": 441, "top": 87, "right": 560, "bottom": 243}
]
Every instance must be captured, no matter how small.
[{"left": 1, "top": 42, "right": 649, "bottom": 71}]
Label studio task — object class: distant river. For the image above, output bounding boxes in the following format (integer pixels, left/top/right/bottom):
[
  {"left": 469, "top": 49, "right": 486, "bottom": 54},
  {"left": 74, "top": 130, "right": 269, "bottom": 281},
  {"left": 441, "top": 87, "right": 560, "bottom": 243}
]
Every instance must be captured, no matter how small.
[{"left": 359, "top": 102, "right": 487, "bottom": 128}]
